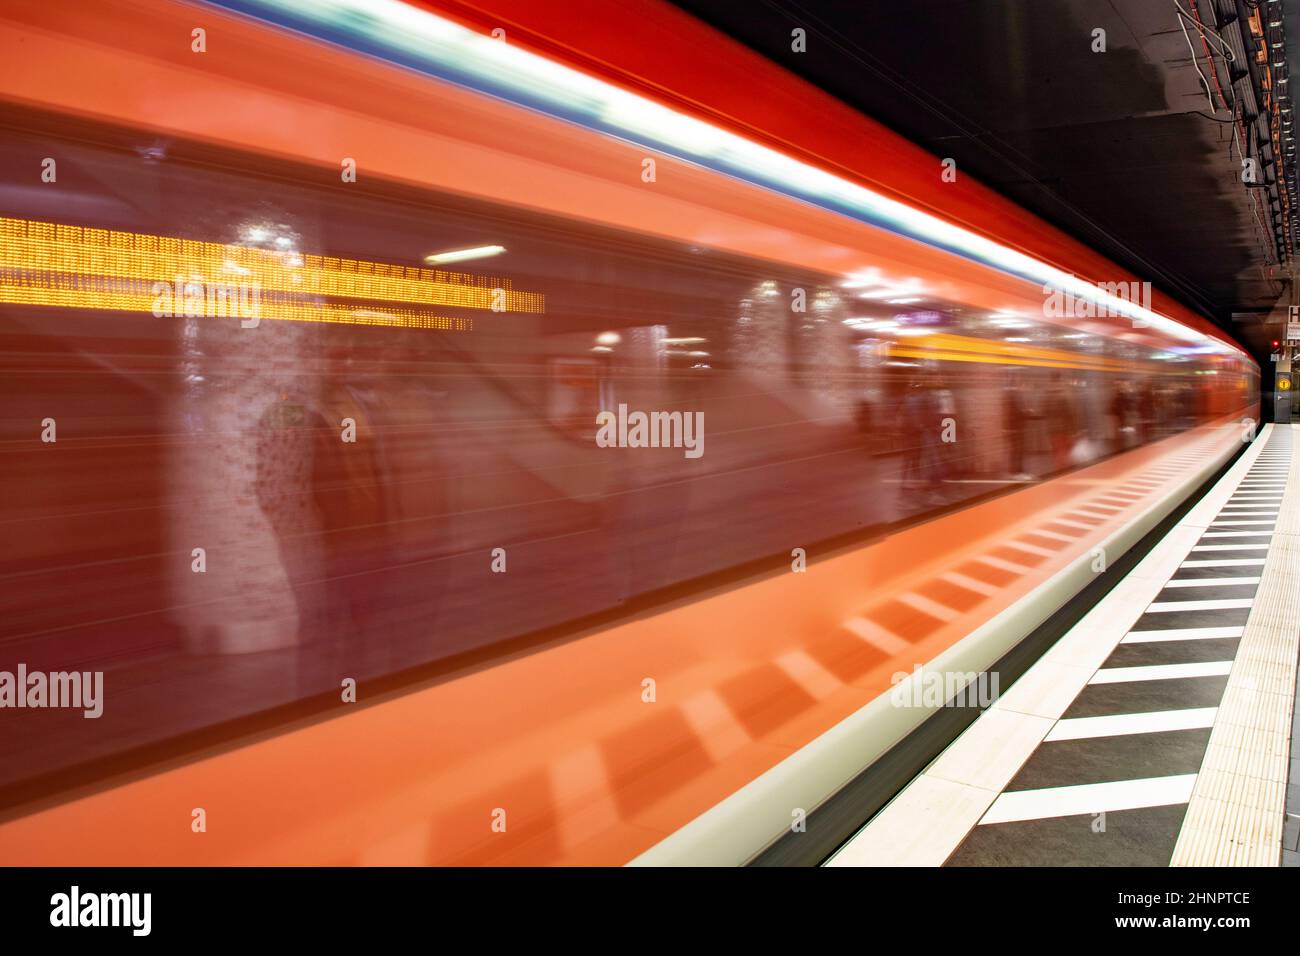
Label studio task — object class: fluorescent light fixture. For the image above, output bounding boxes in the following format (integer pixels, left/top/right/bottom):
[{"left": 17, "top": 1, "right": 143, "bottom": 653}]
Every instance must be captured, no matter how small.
[{"left": 424, "top": 245, "right": 506, "bottom": 264}]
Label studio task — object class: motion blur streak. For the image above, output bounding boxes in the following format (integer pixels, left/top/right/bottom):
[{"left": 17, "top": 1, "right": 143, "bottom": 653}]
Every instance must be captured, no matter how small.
[
  {"left": 0, "top": 0, "right": 1259, "bottom": 865},
  {"left": 207, "top": 0, "right": 1241, "bottom": 351}
]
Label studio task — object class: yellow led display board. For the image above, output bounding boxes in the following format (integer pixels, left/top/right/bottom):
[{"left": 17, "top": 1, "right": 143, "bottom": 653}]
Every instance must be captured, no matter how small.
[{"left": 0, "top": 216, "right": 544, "bottom": 330}]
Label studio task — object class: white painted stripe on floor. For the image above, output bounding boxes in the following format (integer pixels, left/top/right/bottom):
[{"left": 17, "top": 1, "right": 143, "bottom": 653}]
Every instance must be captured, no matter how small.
[
  {"left": 939, "top": 571, "right": 998, "bottom": 597},
  {"left": 1045, "top": 708, "right": 1218, "bottom": 741},
  {"left": 1049, "top": 517, "right": 1095, "bottom": 531},
  {"left": 1003, "top": 540, "right": 1056, "bottom": 558},
  {"left": 978, "top": 555, "right": 1031, "bottom": 574},
  {"left": 1161, "top": 576, "right": 1260, "bottom": 587},
  {"left": 842, "top": 616, "right": 909, "bottom": 654},
  {"left": 776, "top": 650, "right": 842, "bottom": 700},
  {"left": 1121, "top": 625, "right": 1244, "bottom": 643},
  {"left": 549, "top": 745, "right": 624, "bottom": 851},
  {"left": 1210, "top": 520, "right": 1276, "bottom": 527},
  {"left": 1190, "top": 545, "right": 1270, "bottom": 552},
  {"left": 1090, "top": 660, "right": 1234, "bottom": 683},
  {"left": 895, "top": 592, "right": 960, "bottom": 623},
  {"left": 1180, "top": 558, "right": 1267, "bottom": 567},
  {"left": 679, "top": 690, "right": 752, "bottom": 763},
  {"left": 1146, "top": 598, "right": 1253, "bottom": 612},
  {"left": 1199, "top": 531, "right": 1274, "bottom": 538},
  {"left": 980, "top": 775, "right": 1197, "bottom": 824},
  {"left": 1024, "top": 529, "right": 1076, "bottom": 544}
]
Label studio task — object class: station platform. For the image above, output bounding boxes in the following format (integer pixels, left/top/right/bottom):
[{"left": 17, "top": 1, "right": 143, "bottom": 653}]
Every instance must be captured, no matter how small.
[{"left": 829, "top": 424, "right": 1300, "bottom": 867}]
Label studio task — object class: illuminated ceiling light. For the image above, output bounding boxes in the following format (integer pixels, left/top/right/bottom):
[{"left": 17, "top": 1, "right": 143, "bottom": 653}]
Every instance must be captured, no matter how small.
[
  {"left": 855, "top": 283, "right": 923, "bottom": 300},
  {"left": 595, "top": 331, "right": 621, "bottom": 345},
  {"left": 424, "top": 244, "right": 506, "bottom": 264},
  {"left": 662, "top": 336, "right": 706, "bottom": 344},
  {"left": 885, "top": 296, "right": 923, "bottom": 304}
]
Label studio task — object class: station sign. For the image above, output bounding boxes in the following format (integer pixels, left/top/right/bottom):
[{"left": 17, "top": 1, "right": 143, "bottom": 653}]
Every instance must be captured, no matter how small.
[{"left": 1289, "top": 305, "right": 1300, "bottom": 341}]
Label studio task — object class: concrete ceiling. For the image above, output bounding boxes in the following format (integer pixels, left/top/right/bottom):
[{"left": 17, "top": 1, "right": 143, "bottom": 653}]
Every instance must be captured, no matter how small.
[{"left": 675, "top": 0, "right": 1300, "bottom": 350}]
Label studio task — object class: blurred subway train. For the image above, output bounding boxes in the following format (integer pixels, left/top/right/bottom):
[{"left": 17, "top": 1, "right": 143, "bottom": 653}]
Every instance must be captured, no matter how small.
[{"left": 0, "top": 0, "right": 1258, "bottom": 865}]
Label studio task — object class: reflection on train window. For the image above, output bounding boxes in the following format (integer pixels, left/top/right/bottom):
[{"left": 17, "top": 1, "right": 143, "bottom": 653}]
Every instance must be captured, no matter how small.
[{"left": 0, "top": 110, "right": 1256, "bottom": 797}]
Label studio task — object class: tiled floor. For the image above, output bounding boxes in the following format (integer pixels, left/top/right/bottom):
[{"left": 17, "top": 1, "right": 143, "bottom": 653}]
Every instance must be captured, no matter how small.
[
  {"left": 949, "top": 428, "right": 1292, "bottom": 865},
  {"left": 830, "top": 425, "right": 1300, "bottom": 867}
]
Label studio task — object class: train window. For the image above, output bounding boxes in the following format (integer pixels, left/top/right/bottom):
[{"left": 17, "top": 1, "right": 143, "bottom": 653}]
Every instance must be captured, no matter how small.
[{"left": 0, "top": 101, "right": 1256, "bottom": 801}]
